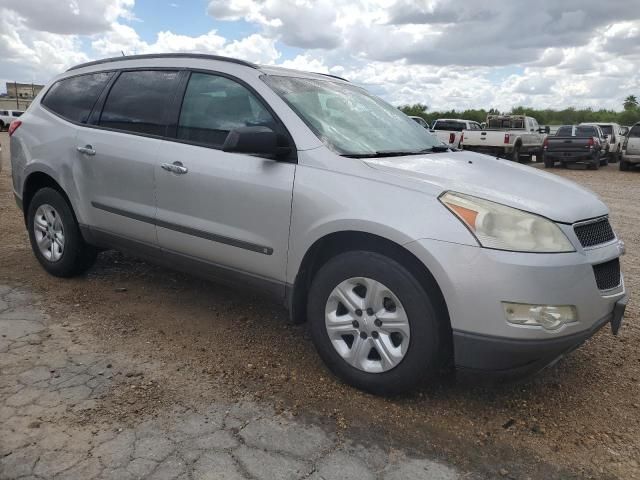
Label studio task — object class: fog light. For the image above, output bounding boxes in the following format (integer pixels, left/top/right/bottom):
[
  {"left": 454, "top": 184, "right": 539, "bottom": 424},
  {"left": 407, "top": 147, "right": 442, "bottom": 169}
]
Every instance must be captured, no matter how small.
[{"left": 502, "top": 303, "right": 577, "bottom": 331}]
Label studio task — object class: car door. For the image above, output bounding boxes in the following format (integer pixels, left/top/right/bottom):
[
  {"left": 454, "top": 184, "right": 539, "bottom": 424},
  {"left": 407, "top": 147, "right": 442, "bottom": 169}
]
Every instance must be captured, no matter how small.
[
  {"left": 154, "top": 71, "right": 296, "bottom": 291},
  {"left": 522, "top": 118, "right": 538, "bottom": 149},
  {"left": 76, "top": 69, "right": 181, "bottom": 247},
  {"left": 625, "top": 125, "right": 640, "bottom": 155}
]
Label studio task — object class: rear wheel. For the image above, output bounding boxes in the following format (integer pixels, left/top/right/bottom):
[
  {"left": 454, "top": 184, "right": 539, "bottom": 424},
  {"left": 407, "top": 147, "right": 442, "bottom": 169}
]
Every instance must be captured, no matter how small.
[
  {"left": 543, "top": 154, "right": 554, "bottom": 168},
  {"left": 307, "top": 251, "right": 446, "bottom": 395},
  {"left": 27, "top": 188, "right": 98, "bottom": 277},
  {"left": 620, "top": 160, "right": 630, "bottom": 171},
  {"left": 511, "top": 144, "right": 521, "bottom": 162}
]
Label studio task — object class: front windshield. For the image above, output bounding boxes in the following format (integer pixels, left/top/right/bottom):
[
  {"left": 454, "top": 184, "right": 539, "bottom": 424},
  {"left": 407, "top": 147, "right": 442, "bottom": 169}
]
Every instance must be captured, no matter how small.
[{"left": 262, "top": 75, "right": 441, "bottom": 156}]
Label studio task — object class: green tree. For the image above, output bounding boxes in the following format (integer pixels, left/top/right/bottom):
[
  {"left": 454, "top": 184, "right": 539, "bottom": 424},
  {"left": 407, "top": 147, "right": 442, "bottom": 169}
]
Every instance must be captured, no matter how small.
[
  {"left": 624, "top": 95, "right": 638, "bottom": 111},
  {"left": 398, "top": 103, "right": 429, "bottom": 118}
]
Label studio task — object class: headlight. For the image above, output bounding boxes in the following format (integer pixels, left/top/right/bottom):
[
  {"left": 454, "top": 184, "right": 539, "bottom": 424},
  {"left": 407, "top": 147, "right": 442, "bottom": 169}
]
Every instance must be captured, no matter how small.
[{"left": 440, "top": 192, "right": 574, "bottom": 253}]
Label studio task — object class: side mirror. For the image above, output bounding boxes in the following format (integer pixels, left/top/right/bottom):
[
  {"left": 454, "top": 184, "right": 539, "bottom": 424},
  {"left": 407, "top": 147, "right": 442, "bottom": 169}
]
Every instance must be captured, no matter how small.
[
  {"left": 603, "top": 134, "right": 608, "bottom": 139},
  {"left": 222, "top": 126, "right": 291, "bottom": 158},
  {"left": 620, "top": 127, "right": 629, "bottom": 136}
]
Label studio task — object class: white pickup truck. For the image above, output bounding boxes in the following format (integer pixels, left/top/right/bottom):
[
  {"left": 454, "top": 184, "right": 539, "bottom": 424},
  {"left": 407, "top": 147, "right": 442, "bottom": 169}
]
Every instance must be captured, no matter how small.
[
  {"left": 461, "top": 115, "right": 548, "bottom": 162},
  {"left": 430, "top": 118, "right": 482, "bottom": 149},
  {"left": 0, "top": 109, "right": 24, "bottom": 131}
]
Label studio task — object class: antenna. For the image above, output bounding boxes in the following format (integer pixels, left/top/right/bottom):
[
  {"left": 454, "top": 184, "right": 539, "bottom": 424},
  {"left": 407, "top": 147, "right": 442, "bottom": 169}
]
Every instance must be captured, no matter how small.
[{"left": 121, "top": 51, "right": 126, "bottom": 57}]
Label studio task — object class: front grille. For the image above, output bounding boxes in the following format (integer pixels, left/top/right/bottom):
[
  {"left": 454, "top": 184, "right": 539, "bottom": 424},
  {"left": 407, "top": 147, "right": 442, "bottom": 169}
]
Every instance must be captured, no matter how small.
[
  {"left": 593, "top": 258, "right": 621, "bottom": 290},
  {"left": 574, "top": 218, "right": 615, "bottom": 248}
]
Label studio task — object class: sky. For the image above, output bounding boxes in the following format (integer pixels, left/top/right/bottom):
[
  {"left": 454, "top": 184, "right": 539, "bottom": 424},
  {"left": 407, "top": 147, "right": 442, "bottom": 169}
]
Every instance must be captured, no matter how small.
[{"left": 0, "top": 0, "right": 639, "bottom": 112}]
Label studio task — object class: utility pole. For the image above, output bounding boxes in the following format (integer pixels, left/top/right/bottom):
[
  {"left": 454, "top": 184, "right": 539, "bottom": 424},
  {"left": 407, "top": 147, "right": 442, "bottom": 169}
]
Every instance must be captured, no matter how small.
[{"left": 15, "top": 81, "right": 19, "bottom": 109}]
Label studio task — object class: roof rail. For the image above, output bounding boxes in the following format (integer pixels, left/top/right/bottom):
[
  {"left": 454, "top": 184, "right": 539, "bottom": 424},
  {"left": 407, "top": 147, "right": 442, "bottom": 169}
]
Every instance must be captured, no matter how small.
[
  {"left": 67, "top": 53, "right": 258, "bottom": 72},
  {"left": 316, "top": 72, "right": 350, "bottom": 82}
]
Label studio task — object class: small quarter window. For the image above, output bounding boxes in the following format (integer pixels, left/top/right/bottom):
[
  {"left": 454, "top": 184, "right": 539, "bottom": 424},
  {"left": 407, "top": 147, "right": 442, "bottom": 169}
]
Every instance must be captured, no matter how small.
[{"left": 42, "top": 72, "right": 114, "bottom": 123}]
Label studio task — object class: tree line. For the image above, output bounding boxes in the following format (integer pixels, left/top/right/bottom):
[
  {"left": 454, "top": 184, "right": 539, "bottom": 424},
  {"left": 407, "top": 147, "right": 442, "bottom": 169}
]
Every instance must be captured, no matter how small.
[{"left": 399, "top": 96, "right": 640, "bottom": 127}]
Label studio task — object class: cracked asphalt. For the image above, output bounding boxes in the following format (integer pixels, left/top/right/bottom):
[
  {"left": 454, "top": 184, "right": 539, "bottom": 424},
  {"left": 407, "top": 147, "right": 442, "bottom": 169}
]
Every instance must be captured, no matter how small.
[{"left": 0, "top": 284, "right": 462, "bottom": 479}]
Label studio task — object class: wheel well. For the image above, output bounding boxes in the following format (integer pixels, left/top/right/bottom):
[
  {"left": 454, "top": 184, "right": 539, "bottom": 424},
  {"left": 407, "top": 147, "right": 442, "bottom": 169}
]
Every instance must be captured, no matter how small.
[
  {"left": 22, "top": 173, "right": 73, "bottom": 222},
  {"left": 289, "top": 231, "right": 451, "bottom": 331}
]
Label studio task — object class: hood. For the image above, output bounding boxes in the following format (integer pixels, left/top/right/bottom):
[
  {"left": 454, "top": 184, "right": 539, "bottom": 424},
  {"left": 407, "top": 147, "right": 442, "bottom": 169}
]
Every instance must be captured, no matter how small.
[{"left": 365, "top": 150, "right": 608, "bottom": 223}]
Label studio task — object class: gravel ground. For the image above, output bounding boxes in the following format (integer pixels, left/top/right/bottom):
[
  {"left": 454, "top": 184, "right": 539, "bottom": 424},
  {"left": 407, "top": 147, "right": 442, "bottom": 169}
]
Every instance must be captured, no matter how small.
[{"left": 1, "top": 132, "right": 639, "bottom": 479}]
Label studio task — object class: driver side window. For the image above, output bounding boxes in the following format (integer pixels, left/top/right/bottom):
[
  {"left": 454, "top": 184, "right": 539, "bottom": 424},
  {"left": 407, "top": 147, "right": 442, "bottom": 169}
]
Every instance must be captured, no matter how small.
[{"left": 177, "top": 73, "right": 276, "bottom": 148}]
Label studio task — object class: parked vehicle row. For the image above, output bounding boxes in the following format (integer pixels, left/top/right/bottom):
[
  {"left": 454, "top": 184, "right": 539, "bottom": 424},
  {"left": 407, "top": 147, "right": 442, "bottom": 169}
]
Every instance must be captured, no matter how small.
[{"left": 0, "top": 109, "right": 24, "bottom": 131}]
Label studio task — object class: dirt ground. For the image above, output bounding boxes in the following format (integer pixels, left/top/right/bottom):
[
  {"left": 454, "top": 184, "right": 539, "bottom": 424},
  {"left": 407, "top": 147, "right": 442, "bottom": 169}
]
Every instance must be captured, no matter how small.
[{"left": 1, "top": 131, "right": 639, "bottom": 479}]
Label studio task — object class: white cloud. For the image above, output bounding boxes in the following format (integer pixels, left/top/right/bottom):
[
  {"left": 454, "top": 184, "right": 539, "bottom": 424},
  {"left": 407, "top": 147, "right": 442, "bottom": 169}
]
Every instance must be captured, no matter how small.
[
  {"left": 0, "top": 0, "right": 134, "bottom": 35},
  {"left": 92, "top": 27, "right": 280, "bottom": 64}
]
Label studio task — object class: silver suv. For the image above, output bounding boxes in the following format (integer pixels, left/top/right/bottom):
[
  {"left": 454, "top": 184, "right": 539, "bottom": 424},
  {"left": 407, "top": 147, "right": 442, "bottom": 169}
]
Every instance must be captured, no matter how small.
[{"left": 10, "top": 54, "right": 628, "bottom": 394}]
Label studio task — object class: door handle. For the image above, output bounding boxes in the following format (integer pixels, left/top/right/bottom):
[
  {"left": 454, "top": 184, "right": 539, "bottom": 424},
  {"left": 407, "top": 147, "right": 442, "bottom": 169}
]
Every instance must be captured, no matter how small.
[
  {"left": 77, "top": 145, "right": 96, "bottom": 156},
  {"left": 161, "top": 161, "right": 188, "bottom": 174}
]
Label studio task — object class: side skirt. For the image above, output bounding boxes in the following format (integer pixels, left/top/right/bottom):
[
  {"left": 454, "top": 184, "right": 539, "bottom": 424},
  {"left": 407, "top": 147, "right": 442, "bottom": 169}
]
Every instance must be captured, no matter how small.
[{"left": 80, "top": 225, "right": 288, "bottom": 303}]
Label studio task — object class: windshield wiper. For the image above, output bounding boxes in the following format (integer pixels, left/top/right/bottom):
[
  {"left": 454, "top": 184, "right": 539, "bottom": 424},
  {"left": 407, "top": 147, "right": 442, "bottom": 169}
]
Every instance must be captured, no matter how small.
[
  {"left": 341, "top": 150, "right": 418, "bottom": 158},
  {"left": 420, "top": 145, "right": 451, "bottom": 153},
  {"left": 342, "top": 149, "right": 441, "bottom": 158}
]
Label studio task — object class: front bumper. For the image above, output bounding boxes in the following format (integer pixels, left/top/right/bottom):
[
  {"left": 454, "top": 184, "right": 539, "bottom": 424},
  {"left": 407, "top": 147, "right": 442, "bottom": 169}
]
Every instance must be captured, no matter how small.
[
  {"left": 404, "top": 237, "right": 627, "bottom": 374},
  {"left": 453, "top": 295, "right": 627, "bottom": 375},
  {"left": 622, "top": 152, "right": 640, "bottom": 164}
]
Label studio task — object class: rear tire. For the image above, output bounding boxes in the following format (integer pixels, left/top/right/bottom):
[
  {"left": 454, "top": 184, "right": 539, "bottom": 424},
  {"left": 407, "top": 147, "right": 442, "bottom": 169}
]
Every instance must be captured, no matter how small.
[
  {"left": 27, "top": 188, "right": 98, "bottom": 277},
  {"left": 307, "top": 251, "right": 446, "bottom": 395},
  {"left": 543, "top": 154, "right": 554, "bottom": 168},
  {"left": 620, "top": 160, "right": 630, "bottom": 171},
  {"left": 511, "top": 144, "right": 521, "bottom": 163}
]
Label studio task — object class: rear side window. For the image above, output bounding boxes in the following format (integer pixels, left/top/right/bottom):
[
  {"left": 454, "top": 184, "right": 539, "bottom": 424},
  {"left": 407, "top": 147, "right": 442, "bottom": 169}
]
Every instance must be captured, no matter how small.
[
  {"left": 575, "top": 127, "right": 596, "bottom": 137},
  {"left": 629, "top": 126, "right": 640, "bottom": 138},
  {"left": 599, "top": 125, "right": 613, "bottom": 135},
  {"left": 99, "top": 70, "right": 179, "bottom": 136},
  {"left": 177, "top": 73, "right": 276, "bottom": 147},
  {"left": 42, "top": 73, "right": 113, "bottom": 123},
  {"left": 0, "top": 110, "right": 7, "bottom": 115},
  {"left": 12, "top": 112, "right": 23, "bottom": 117},
  {"left": 433, "top": 121, "right": 465, "bottom": 131}
]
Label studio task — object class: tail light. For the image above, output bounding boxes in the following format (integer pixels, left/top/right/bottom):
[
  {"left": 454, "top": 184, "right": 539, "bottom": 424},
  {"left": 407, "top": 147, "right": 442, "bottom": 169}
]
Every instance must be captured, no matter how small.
[
  {"left": 504, "top": 133, "right": 510, "bottom": 144},
  {"left": 8, "top": 120, "right": 22, "bottom": 137},
  {"left": 449, "top": 132, "right": 455, "bottom": 144},
  {"left": 587, "top": 137, "right": 594, "bottom": 149},
  {"left": 543, "top": 137, "right": 549, "bottom": 150}
]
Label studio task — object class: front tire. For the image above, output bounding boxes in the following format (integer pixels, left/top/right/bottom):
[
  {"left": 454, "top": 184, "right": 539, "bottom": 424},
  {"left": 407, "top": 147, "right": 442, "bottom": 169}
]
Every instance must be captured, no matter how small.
[
  {"left": 307, "top": 251, "right": 446, "bottom": 395},
  {"left": 27, "top": 188, "right": 98, "bottom": 277}
]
